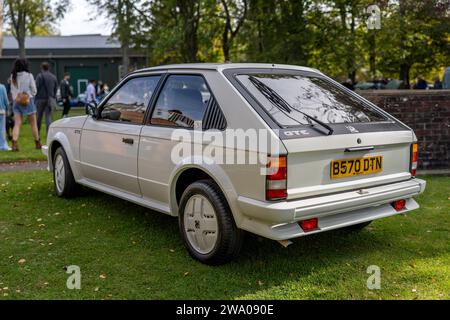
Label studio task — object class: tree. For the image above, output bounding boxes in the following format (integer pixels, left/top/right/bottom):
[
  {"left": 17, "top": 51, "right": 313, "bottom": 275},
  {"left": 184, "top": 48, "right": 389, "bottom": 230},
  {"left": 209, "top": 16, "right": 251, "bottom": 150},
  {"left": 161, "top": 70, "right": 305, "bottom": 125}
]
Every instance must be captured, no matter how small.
[
  {"left": 88, "top": 0, "right": 150, "bottom": 77},
  {"left": 376, "top": 0, "right": 450, "bottom": 86},
  {"left": 4, "top": 0, "right": 69, "bottom": 58},
  {"left": 220, "top": 0, "right": 247, "bottom": 62},
  {"left": 148, "top": 0, "right": 216, "bottom": 64}
]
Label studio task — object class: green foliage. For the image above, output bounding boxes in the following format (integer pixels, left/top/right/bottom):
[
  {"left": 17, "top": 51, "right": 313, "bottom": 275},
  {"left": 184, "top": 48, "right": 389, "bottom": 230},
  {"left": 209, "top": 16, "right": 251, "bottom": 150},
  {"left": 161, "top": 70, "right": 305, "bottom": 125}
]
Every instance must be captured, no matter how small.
[
  {"left": 4, "top": 0, "right": 449, "bottom": 81},
  {"left": 139, "top": 0, "right": 450, "bottom": 83}
]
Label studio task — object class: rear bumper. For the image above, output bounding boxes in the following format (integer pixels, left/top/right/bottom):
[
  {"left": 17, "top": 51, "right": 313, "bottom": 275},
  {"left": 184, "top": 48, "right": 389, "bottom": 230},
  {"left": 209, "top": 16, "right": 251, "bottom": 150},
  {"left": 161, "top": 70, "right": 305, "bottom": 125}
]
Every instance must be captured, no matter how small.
[{"left": 237, "top": 178, "right": 426, "bottom": 240}]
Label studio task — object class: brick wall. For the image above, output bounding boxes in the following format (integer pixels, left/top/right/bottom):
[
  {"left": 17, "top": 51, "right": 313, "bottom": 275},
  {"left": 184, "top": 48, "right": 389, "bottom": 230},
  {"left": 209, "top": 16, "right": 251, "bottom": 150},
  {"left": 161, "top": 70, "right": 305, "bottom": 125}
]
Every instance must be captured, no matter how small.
[{"left": 359, "top": 90, "right": 450, "bottom": 171}]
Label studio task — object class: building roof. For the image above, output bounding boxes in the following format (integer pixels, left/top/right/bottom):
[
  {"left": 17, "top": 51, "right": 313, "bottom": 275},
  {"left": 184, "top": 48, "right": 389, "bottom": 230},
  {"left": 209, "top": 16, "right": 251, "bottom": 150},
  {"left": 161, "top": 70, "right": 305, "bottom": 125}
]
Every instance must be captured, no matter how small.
[
  {"left": 2, "top": 34, "right": 120, "bottom": 50},
  {"left": 134, "top": 63, "right": 320, "bottom": 74}
]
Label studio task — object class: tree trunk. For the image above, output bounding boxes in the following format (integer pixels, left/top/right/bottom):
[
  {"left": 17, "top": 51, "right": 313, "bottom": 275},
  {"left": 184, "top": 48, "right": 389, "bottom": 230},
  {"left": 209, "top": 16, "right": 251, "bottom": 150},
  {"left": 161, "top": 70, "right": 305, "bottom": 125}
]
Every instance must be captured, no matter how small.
[
  {"left": 222, "top": 16, "right": 231, "bottom": 62},
  {"left": 18, "top": 11, "right": 27, "bottom": 58},
  {"left": 347, "top": 9, "right": 356, "bottom": 83},
  {"left": 222, "top": 32, "right": 230, "bottom": 62},
  {"left": 368, "top": 32, "right": 376, "bottom": 78},
  {"left": 400, "top": 64, "right": 411, "bottom": 88},
  {"left": 18, "top": 37, "right": 26, "bottom": 58},
  {"left": 178, "top": 0, "right": 199, "bottom": 63},
  {"left": 122, "top": 44, "right": 129, "bottom": 77}
]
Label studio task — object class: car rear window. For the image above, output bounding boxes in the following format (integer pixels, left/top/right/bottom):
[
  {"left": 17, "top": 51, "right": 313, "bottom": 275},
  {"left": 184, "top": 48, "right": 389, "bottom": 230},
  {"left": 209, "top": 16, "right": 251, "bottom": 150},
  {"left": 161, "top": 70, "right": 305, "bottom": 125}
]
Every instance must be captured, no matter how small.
[{"left": 236, "top": 74, "right": 388, "bottom": 126}]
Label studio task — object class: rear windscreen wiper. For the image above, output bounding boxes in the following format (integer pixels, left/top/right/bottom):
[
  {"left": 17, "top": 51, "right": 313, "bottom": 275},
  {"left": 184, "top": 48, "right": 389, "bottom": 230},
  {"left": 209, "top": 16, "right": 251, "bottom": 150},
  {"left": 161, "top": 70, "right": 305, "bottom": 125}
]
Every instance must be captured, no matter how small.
[{"left": 249, "top": 76, "right": 334, "bottom": 136}]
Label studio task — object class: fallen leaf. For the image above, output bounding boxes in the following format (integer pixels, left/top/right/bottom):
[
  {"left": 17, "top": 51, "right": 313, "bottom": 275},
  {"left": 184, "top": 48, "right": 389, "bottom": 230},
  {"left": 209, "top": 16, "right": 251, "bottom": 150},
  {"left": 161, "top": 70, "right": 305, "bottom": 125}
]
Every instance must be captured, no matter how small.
[
  {"left": 99, "top": 274, "right": 107, "bottom": 279},
  {"left": 94, "top": 287, "right": 99, "bottom": 292},
  {"left": 412, "top": 288, "right": 417, "bottom": 293},
  {"left": 184, "top": 272, "right": 190, "bottom": 277},
  {"left": 258, "top": 280, "right": 264, "bottom": 286},
  {"left": 18, "top": 259, "right": 26, "bottom": 265},
  {"left": 169, "top": 249, "right": 175, "bottom": 253}
]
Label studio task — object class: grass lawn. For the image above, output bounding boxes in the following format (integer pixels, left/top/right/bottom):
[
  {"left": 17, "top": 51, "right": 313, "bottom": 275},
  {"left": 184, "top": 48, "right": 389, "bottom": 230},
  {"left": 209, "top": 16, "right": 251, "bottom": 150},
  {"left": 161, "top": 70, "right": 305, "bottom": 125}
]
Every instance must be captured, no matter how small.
[
  {"left": 0, "top": 172, "right": 449, "bottom": 300},
  {"left": 0, "top": 108, "right": 86, "bottom": 163}
]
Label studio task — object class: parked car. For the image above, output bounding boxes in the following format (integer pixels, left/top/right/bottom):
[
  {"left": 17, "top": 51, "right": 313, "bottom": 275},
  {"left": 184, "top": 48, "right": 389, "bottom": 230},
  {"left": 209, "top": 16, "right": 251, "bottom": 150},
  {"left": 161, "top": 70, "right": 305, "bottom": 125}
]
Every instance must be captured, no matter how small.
[{"left": 43, "top": 63, "right": 426, "bottom": 265}]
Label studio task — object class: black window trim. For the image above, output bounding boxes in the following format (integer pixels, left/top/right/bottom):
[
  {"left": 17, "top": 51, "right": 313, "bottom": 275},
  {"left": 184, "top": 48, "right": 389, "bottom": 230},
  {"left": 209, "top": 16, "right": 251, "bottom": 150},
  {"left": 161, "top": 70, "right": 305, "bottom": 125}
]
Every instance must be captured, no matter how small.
[
  {"left": 96, "top": 72, "right": 166, "bottom": 126},
  {"left": 145, "top": 72, "right": 227, "bottom": 131},
  {"left": 222, "top": 68, "right": 410, "bottom": 136}
]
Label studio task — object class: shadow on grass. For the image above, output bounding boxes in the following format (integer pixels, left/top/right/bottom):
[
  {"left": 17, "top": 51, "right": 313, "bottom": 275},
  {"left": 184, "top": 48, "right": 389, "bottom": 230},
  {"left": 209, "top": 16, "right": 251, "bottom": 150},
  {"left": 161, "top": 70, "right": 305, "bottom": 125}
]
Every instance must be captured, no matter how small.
[{"left": 72, "top": 186, "right": 415, "bottom": 299}]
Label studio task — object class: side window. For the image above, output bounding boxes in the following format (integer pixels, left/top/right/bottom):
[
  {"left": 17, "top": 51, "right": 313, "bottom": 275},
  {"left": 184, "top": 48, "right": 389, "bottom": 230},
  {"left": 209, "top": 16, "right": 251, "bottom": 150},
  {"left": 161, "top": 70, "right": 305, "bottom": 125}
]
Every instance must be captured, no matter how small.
[
  {"left": 150, "top": 75, "right": 211, "bottom": 128},
  {"left": 101, "top": 76, "right": 161, "bottom": 124}
]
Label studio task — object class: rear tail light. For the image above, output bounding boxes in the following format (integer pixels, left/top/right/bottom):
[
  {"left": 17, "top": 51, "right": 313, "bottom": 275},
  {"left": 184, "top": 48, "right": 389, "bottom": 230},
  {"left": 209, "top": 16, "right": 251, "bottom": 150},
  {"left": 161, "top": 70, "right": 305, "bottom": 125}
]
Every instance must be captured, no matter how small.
[
  {"left": 266, "top": 156, "right": 287, "bottom": 201},
  {"left": 299, "top": 218, "right": 319, "bottom": 232},
  {"left": 410, "top": 143, "right": 418, "bottom": 177},
  {"left": 392, "top": 199, "right": 406, "bottom": 212}
]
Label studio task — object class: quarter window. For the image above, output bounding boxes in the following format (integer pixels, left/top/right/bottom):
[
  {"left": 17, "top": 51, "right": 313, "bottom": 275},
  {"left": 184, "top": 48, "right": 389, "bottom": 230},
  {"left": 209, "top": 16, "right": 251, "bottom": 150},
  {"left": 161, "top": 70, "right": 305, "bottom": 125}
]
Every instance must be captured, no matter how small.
[
  {"left": 150, "top": 75, "right": 211, "bottom": 128},
  {"left": 101, "top": 76, "right": 161, "bottom": 124}
]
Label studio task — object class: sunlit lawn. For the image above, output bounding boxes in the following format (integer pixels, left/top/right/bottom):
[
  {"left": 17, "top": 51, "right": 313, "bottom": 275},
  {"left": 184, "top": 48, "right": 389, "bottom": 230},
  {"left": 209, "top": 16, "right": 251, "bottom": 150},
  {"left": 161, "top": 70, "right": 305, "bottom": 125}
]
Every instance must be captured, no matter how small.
[
  {"left": 0, "top": 171, "right": 449, "bottom": 300},
  {"left": 0, "top": 108, "right": 86, "bottom": 163}
]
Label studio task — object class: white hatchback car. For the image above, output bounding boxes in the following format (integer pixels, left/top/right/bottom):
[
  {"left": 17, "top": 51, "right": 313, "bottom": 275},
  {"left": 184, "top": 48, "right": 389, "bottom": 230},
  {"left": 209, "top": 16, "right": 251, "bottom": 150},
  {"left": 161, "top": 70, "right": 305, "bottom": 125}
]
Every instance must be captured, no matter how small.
[{"left": 43, "top": 63, "right": 426, "bottom": 265}]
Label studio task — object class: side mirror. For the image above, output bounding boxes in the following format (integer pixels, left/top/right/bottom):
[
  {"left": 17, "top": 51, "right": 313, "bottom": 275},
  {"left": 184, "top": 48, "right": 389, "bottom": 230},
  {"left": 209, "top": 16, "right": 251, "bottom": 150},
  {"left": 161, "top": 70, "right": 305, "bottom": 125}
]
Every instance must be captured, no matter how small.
[{"left": 86, "top": 102, "right": 99, "bottom": 119}]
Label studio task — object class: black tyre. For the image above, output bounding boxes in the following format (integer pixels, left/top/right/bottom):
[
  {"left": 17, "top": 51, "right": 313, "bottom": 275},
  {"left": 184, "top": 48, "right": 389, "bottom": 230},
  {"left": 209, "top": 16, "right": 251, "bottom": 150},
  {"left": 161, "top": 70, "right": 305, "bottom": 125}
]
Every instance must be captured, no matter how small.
[
  {"left": 53, "top": 147, "right": 80, "bottom": 198},
  {"left": 178, "top": 180, "right": 243, "bottom": 265},
  {"left": 344, "top": 221, "right": 372, "bottom": 232}
]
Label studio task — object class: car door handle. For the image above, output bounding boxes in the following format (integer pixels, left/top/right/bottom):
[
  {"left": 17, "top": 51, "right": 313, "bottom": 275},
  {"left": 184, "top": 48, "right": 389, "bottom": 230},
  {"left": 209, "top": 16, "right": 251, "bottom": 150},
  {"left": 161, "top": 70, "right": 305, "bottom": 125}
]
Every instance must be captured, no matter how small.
[
  {"left": 122, "top": 138, "right": 134, "bottom": 145},
  {"left": 345, "top": 146, "right": 375, "bottom": 153}
]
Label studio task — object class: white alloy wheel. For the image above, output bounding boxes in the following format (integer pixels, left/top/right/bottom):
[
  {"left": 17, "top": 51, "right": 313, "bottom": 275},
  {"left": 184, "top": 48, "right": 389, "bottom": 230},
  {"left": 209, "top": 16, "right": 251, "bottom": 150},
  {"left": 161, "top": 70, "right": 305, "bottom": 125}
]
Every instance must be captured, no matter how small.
[
  {"left": 54, "top": 153, "right": 66, "bottom": 193},
  {"left": 183, "top": 194, "right": 219, "bottom": 255}
]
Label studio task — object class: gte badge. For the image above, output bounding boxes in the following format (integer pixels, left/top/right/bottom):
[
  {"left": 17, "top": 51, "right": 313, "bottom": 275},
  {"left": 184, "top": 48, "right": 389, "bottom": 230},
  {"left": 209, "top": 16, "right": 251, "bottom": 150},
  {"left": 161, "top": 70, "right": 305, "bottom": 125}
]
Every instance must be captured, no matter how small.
[{"left": 284, "top": 130, "right": 310, "bottom": 137}]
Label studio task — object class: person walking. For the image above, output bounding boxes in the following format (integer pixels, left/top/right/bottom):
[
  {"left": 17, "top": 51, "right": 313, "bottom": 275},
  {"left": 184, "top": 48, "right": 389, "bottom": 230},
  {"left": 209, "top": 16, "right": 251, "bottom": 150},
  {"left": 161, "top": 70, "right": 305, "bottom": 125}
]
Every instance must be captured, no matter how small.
[
  {"left": 0, "top": 83, "right": 11, "bottom": 151},
  {"left": 9, "top": 59, "right": 40, "bottom": 152},
  {"left": 86, "top": 79, "right": 97, "bottom": 104},
  {"left": 35, "top": 62, "right": 58, "bottom": 136},
  {"left": 60, "top": 72, "right": 73, "bottom": 118}
]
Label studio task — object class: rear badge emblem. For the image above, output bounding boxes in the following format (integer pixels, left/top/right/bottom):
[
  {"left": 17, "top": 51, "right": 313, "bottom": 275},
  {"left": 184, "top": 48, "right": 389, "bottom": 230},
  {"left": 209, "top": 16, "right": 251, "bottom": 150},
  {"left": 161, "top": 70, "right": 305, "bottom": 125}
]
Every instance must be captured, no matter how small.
[
  {"left": 284, "top": 130, "right": 310, "bottom": 137},
  {"left": 357, "top": 138, "right": 362, "bottom": 144},
  {"left": 346, "top": 125, "right": 359, "bottom": 133}
]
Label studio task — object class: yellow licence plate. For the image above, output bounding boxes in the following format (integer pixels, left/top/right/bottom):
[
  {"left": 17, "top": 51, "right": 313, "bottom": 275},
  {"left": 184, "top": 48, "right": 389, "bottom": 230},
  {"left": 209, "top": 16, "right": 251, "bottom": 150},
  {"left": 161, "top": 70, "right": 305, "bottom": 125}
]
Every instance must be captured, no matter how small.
[{"left": 331, "top": 156, "right": 383, "bottom": 179}]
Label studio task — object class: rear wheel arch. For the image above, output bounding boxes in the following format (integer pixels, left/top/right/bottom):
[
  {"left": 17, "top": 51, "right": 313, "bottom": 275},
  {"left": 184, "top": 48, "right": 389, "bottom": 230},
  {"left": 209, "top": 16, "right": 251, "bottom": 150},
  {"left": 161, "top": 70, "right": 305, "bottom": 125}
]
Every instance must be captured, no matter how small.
[{"left": 170, "top": 166, "right": 242, "bottom": 224}]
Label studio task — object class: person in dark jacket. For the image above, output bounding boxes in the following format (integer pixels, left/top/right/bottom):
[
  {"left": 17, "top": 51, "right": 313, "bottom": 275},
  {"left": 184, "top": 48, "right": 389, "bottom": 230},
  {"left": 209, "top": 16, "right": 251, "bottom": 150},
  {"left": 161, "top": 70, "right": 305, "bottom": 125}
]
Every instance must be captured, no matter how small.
[
  {"left": 413, "top": 77, "right": 428, "bottom": 90},
  {"left": 433, "top": 76, "right": 443, "bottom": 89},
  {"left": 35, "top": 62, "right": 58, "bottom": 136},
  {"left": 60, "top": 73, "right": 73, "bottom": 118}
]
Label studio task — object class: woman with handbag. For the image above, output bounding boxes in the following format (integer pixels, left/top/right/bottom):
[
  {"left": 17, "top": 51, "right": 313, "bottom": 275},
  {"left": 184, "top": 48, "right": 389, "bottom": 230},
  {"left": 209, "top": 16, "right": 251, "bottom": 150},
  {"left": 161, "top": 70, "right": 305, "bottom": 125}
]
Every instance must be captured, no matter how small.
[{"left": 9, "top": 59, "right": 40, "bottom": 152}]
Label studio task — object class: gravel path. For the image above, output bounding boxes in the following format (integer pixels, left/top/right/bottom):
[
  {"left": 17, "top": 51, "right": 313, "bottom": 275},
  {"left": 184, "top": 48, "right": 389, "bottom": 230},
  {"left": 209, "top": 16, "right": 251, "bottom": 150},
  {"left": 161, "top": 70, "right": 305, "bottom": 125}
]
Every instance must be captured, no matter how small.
[{"left": 0, "top": 161, "right": 48, "bottom": 172}]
